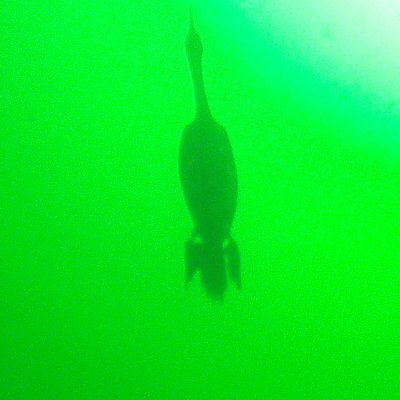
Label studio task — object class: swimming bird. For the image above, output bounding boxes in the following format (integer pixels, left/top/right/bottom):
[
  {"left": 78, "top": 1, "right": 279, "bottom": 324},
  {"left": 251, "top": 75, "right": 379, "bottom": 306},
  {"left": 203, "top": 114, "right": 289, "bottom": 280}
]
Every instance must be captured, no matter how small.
[{"left": 179, "top": 9, "right": 240, "bottom": 301}]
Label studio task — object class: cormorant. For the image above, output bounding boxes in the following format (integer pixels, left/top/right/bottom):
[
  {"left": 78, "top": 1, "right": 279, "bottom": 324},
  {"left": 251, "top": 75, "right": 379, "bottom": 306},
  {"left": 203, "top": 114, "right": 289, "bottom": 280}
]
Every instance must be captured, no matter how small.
[{"left": 179, "top": 9, "right": 241, "bottom": 301}]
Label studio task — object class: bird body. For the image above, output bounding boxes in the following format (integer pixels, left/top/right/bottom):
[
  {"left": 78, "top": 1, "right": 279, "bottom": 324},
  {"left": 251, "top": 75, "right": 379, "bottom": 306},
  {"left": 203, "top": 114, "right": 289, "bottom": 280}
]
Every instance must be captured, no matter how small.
[{"left": 179, "top": 9, "right": 240, "bottom": 300}]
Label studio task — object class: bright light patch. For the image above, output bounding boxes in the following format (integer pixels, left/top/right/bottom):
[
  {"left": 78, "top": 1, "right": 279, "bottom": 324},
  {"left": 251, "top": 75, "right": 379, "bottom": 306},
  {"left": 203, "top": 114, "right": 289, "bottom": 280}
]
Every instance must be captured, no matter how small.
[
  {"left": 239, "top": 0, "right": 400, "bottom": 111},
  {"left": 193, "top": 0, "right": 400, "bottom": 152}
]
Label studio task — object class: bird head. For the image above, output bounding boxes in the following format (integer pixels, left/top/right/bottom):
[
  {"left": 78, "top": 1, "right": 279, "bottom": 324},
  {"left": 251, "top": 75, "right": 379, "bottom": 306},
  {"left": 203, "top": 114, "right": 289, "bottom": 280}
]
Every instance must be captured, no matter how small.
[{"left": 186, "top": 7, "right": 203, "bottom": 64}]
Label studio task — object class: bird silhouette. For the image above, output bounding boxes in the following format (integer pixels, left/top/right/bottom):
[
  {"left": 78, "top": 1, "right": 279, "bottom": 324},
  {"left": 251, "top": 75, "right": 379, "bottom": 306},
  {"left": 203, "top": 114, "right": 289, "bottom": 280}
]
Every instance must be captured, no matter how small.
[{"left": 179, "top": 8, "right": 240, "bottom": 301}]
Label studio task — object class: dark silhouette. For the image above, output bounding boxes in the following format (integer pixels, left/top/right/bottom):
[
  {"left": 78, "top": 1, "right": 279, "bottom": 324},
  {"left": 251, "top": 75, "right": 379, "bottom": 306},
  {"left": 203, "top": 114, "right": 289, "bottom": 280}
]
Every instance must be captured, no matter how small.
[{"left": 179, "top": 9, "right": 240, "bottom": 301}]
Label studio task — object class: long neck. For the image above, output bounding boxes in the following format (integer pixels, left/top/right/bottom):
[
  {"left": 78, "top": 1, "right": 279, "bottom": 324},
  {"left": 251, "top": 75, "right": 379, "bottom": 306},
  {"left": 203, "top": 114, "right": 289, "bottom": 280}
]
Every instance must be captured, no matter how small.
[{"left": 188, "top": 56, "right": 211, "bottom": 118}]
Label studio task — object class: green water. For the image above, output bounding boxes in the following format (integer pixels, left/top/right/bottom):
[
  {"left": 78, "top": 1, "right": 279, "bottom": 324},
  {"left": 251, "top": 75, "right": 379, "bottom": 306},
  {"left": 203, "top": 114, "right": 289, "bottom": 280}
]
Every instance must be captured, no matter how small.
[{"left": 2, "top": 1, "right": 399, "bottom": 398}]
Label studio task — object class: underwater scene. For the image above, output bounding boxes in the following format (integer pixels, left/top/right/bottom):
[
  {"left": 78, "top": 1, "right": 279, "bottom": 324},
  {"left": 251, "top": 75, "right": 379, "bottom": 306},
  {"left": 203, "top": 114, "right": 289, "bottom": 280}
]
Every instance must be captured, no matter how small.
[{"left": 2, "top": 1, "right": 399, "bottom": 398}]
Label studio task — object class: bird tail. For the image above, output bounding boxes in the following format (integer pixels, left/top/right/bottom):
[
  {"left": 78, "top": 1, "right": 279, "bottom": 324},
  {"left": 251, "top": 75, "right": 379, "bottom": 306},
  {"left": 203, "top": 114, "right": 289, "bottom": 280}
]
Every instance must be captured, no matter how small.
[{"left": 185, "top": 236, "right": 241, "bottom": 301}]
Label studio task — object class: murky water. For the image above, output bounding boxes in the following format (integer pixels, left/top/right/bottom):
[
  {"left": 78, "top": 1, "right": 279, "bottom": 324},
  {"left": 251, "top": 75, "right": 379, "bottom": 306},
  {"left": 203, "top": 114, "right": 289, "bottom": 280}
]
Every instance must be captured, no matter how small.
[{"left": 2, "top": 1, "right": 399, "bottom": 398}]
